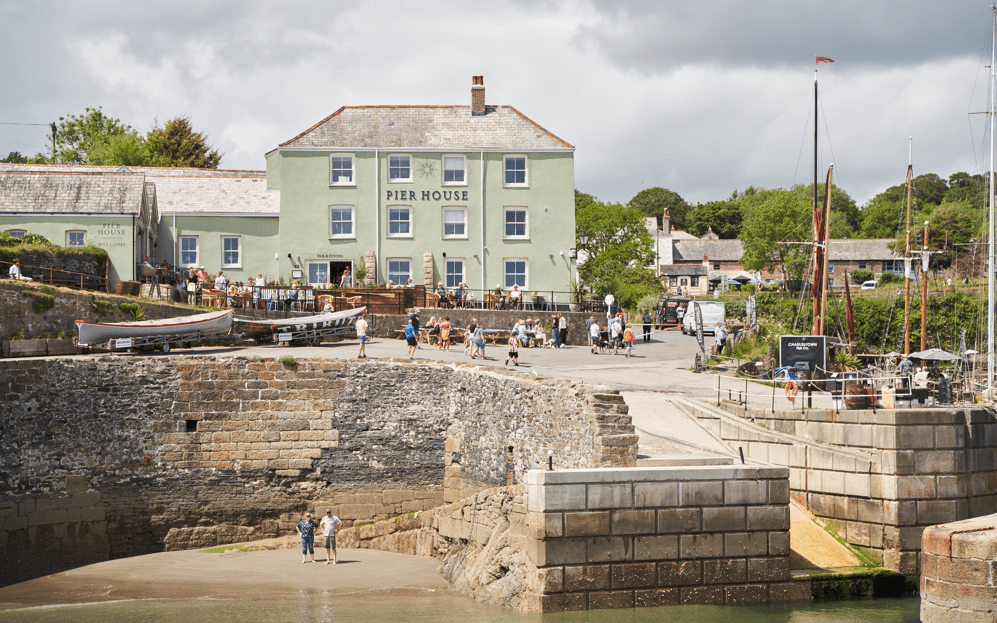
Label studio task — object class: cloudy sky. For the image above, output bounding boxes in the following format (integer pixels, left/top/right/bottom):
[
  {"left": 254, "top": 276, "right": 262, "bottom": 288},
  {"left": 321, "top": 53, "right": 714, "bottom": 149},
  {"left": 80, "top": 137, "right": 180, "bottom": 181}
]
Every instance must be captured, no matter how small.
[{"left": 1, "top": 1, "right": 995, "bottom": 207}]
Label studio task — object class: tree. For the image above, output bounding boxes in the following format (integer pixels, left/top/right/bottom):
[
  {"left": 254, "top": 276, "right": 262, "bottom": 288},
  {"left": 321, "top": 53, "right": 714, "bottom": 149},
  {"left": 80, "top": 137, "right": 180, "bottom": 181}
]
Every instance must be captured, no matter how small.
[
  {"left": 53, "top": 107, "right": 134, "bottom": 164},
  {"left": 738, "top": 188, "right": 812, "bottom": 281},
  {"left": 686, "top": 199, "right": 742, "bottom": 238},
  {"left": 88, "top": 132, "right": 154, "bottom": 166},
  {"left": 795, "top": 182, "right": 860, "bottom": 237},
  {"left": 850, "top": 268, "right": 874, "bottom": 284},
  {"left": 1, "top": 151, "right": 27, "bottom": 163},
  {"left": 575, "top": 189, "right": 596, "bottom": 213},
  {"left": 627, "top": 187, "right": 689, "bottom": 231},
  {"left": 576, "top": 201, "right": 656, "bottom": 292},
  {"left": 859, "top": 186, "right": 905, "bottom": 239},
  {"left": 945, "top": 172, "right": 985, "bottom": 210},
  {"left": 913, "top": 173, "right": 948, "bottom": 206},
  {"left": 145, "top": 116, "right": 222, "bottom": 168}
]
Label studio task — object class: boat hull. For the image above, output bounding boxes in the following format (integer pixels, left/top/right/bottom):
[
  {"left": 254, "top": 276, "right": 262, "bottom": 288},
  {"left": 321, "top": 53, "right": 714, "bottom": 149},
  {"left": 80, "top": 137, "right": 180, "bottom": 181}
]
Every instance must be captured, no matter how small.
[
  {"left": 76, "top": 309, "right": 234, "bottom": 345},
  {"left": 233, "top": 307, "right": 365, "bottom": 340}
]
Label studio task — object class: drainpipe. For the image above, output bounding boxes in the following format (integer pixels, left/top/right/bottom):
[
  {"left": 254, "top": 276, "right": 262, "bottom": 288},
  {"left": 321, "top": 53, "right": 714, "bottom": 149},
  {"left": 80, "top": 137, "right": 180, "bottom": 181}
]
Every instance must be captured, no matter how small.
[
  {"left": 374, "top": 149, "right": 379, "bottom": 284},
  {"left": 480, "top": 150, "right": 485, "bottom": 289},
  {"left": 172, "top": 214, "right": 177, "bottom": 267}
]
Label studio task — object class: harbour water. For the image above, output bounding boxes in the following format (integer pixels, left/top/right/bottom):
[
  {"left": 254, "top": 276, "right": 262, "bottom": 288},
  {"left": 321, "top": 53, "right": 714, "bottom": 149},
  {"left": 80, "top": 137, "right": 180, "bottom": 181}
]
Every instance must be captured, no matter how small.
[{"left": 0, "top": 589, "right": 920, "bottom": 623}]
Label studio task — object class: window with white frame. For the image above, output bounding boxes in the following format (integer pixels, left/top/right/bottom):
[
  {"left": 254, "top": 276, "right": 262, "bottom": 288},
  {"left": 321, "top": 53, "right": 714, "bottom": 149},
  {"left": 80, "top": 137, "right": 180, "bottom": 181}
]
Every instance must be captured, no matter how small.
[
  {"left": 503, "top": 207, "right": 528, "bottom": 239},
  {"left": 442, "top": 154, "right": 466, "bottom": 185},
  {"left": 442, "top": 207, "right": 467, "bottom": 238},
  {"left": 712, "top": 262, "right": 721, "bottom": 270},
  {"left": 65, "top": 230, "right": 86, "bottom": 247},
  {"left": 445, "top": 259, "right": 464, "bottom": 289},
  {"left": 691, "top": 276, "right": 700, "bottom": 287},
  {"left": 329, "top": 153, "right": 354, "bottom": 185},
  {"left": 221, "top": 236, "right": 241, "bottom": 268},
  {"left": 827, "top": 262, "right": 835, "bottom": 273},
  {"left": 388, "top": 154, "right": 411, "bottom": 182},
  {"left": 680, "top": 278, "right": 688, "bottom": 286},
  {"left": 306, "top": 261, "right": 330, "bottom": 286},
  {"left": 503, "top": 154, "right": 527, "bottom": 187},
  {"left": 504, "top": 259, "right": 527, "bottom": 288},
  {"left": 669, "top": 277, "right": 678, "bottom": 287},
  {"left": 5, "top": 230, "right": 26, "bottom": 237},
  {"left": 858, "top": 262, "right": 867, "bottom": 270},
  {"left": 329, "top": 206, "right": 355, "bottom": 238},
  {"left": 387, "top": 206, "right": 412, "bottom": 237},
  {"left": 179, "top": 236, "right": 199, "bottom": 267},
  {"left": 387, "top": 258, "right": 411, "bottom": 285}
]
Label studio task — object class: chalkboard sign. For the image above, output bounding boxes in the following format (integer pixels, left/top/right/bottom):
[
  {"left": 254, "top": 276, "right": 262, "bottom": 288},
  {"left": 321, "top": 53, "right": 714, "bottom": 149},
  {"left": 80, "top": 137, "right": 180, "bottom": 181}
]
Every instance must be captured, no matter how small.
[{"left": 779, "top": 336, "right": 829, "bottom": 375}]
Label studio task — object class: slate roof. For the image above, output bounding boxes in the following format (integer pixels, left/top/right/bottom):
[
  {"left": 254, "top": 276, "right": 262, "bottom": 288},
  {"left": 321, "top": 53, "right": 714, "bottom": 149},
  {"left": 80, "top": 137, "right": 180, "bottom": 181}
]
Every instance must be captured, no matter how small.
[
  {"left": 658, "top": 264, "right": 707, "bottom": 276},
  {"left": 827, "top": 238, "right": 898, "bottom": 261},
  {"left": 280, "top": 106, "right": 573, "bottom": 150},
  {"left": 150, "top": 175, "right": 278, "bottom": 215},
  {"left": 0, "top": 164, "right": 278, "bottom": 215},
  {"left": 0, "top": 171, "right": 147, "bottom": 215},
  {"left": 673, "top": 239, "right": 745, "bottom": 262}
]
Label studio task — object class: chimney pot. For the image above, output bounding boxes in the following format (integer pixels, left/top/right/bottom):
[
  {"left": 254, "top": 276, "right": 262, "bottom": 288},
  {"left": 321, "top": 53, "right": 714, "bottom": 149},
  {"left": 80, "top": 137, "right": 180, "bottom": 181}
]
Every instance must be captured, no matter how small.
[{"left": 471, "top": 76, "right": 485, "bottom": 115}]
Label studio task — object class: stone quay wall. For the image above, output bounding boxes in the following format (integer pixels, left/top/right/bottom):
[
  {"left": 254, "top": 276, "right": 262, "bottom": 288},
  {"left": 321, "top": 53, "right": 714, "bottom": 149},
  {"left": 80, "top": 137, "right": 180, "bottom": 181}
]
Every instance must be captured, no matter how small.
[
  {"left": 371, "top": 310, "right": 601, "bottom": 346},
  {"left": 690, "top": 399, "right": 997, "bottom": 575},
  {"left": 921, "top": 513, "right": 997, "bottom": 623},
  {"left": 522, "top": 466, "right": 799, "bottom": 612},
  {"left": 0, "top": 356, "right": 635, "bottom": 585}
]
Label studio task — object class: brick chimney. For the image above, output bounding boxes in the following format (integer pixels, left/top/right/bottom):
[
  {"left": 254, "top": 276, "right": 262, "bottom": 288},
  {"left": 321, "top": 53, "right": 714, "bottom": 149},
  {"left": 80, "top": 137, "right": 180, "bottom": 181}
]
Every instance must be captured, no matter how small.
[{"left": 471, "top": 76, "right": 485, "bottom": 115}]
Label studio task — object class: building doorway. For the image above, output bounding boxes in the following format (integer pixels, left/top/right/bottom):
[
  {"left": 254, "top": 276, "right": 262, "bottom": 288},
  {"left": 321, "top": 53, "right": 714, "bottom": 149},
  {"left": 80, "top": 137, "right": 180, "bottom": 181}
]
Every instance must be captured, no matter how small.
[{"left": 305, "top": 260, "right": 353, "bottom": 287}]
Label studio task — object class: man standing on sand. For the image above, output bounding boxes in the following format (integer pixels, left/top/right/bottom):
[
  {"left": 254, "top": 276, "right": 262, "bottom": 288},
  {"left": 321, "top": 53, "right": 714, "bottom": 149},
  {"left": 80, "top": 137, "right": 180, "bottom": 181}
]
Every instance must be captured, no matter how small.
[
  {"left": 296, "top": 511, "right": 319, "bottom": 563},
  {"left": 320, "top": 509, "right": 342, "bottom": 564},
  {"left": 356, "top": 312, "right": 369, "bottom": 358}
]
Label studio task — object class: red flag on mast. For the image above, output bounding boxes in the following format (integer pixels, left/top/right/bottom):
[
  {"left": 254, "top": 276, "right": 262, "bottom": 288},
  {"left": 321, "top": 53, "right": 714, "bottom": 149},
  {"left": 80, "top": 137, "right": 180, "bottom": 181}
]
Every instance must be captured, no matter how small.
[{"left": 816, "top": 56, "right": 834, "bottom": 63}]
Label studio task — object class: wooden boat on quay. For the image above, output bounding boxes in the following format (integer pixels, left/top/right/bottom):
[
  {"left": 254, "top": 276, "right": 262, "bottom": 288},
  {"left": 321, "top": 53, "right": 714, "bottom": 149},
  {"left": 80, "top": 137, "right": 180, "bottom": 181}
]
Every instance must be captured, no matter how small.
[
  {"left": 76, "top": 309, "right": 234, "bottom": 348},
  {"left": 233, "top": 306, "right": 365, "bottom": 343}
]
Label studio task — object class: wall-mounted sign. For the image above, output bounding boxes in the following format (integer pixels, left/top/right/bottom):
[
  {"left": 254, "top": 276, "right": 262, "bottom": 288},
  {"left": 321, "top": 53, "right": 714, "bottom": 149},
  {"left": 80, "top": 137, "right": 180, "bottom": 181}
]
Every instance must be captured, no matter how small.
[{"left": 385, "top": 190, "right": 470, "bottom": 202}]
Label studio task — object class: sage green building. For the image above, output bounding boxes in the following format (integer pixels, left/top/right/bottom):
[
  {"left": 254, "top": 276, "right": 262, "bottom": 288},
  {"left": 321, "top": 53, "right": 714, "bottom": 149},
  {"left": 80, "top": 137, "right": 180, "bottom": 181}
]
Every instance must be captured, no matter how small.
[{"left": 266, "top": 77, "right": 577, "bottom": 297}]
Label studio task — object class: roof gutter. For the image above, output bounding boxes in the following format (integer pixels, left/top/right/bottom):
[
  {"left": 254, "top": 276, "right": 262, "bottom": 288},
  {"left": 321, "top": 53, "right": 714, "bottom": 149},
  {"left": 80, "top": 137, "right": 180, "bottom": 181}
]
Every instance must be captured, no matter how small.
[{"left": 272, "top": 146, "right": 574, "bottom": 154}]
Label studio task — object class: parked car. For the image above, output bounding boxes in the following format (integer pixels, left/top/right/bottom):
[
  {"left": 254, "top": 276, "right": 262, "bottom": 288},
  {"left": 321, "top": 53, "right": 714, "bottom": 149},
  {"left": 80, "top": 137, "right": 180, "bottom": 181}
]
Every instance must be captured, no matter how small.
[{"left": 860, "top": 280, "right": 877, "bottom": 290}]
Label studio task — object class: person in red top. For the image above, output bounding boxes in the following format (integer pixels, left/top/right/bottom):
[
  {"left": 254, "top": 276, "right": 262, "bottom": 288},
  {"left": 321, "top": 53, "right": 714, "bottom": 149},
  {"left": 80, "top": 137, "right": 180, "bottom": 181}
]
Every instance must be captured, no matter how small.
[
  {"left": 505, "top": 334, "right": 519, "bottom": 366},
  {"left": 439, "top": 317, "right": 452, "bottom": 351},
  {"left": 623, "top": 323, "right": 635, "bottom": 358}
]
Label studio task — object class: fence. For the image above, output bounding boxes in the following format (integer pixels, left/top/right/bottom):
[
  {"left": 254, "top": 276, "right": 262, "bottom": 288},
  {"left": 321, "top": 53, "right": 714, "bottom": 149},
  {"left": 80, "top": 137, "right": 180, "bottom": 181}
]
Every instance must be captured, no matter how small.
[{"left": 1, "top": 259, "right": 109, "bottom": 292}]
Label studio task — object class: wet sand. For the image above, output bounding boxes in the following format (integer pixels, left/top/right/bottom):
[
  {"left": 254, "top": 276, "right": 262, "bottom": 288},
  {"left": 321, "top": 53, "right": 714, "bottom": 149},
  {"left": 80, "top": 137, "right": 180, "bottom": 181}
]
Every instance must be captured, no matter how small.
[{"left": 0, "top": 547, "right": 451, "bottom": 608}]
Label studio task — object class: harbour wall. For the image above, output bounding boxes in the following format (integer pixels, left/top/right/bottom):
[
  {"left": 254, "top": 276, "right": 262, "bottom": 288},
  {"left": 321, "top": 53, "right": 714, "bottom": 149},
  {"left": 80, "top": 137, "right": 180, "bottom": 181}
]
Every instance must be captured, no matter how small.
[
  {"left": 0, "top": 356, "right": 635, "bottom": 586},
  {"left": 686, "top": 398, "right": 997, "bottom": 575},
  {"left": 921, "top": 513, "right": 997, "bottom": 623}
]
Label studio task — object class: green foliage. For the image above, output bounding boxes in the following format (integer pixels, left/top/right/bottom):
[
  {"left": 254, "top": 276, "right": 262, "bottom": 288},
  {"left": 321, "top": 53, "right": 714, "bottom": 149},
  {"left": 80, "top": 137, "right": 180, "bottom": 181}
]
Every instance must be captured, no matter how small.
[
  {"left": 52, "top": 107, "right": 134, "bottom": 164},
  {"left": 574, "top": 189, "right": 596, "bottom": 213},
  {"left": 22, "top": 289, "right": 55, "bottom": 314},
  {"left": 832, "top": 350, "right": 862, "bottom": 370},
  {"left": 796, "top": 182, "right": 860, "bottom": 237},
  {"left": 0, "top": 234, "right": 109, "bottom": 281},
  {"left": 1, "top": 151, "right": 28, "bottom": 163},
  {"left": 610, "top": 267, "right": 664, "bottom": 311},
  {"left": 738, "top": 188, "right": 811, "bottom": 280},
  {"left": 118, "top": 302, "right": 144, "bottom": 321},
  {"left": 92, "top": 296, "right": 114, "bottom": 316},
  {"left": 353, "top": 259, "right": 367, "bottom": 285},
  {"left": 280, "top": 356, "right": 298, "bottom": 367},
  {"left": 145, "top": 116, "right": 222, "bottom": 168},
  {"left": 576, "top": 201, "right": 656, "bottom": 290},
  {"left": 686, "top": 199, "right": 742, "bottom": 238},
  {"left": 879, "top": 271, "right": 901, "bottom": 285},
  {"left": 635, "top": 293, "right": 660, "bottom": 315},
  {"left": 627, "top": 187, "right": 689, "bottom": 231},
  {"left": 850, "top": 268, "right": 874, "bottom": 284},
  {"left": 89, "top": 131, "right": 154, "bottom": 166}
]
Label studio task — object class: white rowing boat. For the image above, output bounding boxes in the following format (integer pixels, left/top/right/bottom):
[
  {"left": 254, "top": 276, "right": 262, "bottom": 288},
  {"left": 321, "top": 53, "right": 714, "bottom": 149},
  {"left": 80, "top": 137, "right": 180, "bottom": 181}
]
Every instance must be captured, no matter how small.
[
  {"left": 233, "top": 307, "right": 365, "bottom": 340},
  {"left": 76, "top": 309, "right": 234, "bottom": 346}
]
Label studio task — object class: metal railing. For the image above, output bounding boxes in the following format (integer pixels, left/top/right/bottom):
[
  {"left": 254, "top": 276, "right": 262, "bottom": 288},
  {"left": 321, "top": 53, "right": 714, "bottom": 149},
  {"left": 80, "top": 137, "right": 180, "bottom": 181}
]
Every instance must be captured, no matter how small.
[{"left": 1, "top": 259, "right": 109, "bottom": 292}]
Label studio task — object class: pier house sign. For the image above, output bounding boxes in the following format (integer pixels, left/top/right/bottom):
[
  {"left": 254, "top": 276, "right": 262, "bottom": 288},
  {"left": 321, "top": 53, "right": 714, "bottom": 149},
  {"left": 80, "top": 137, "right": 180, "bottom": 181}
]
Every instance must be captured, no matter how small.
[
  {"left": 385, "top": 190, "right": 469, "bottom": 202},
  {"left": 91, "top": 222, "right": 129, "bottom": 248}
]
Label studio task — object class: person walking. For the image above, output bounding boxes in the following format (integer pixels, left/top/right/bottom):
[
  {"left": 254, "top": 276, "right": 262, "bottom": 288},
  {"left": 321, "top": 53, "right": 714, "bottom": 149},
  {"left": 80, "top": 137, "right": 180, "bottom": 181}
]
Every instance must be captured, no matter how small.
[
  {"left": 356, "top": 312, "right": 369, "bottom": 358},
  {"left": 405, "top": 319, "right": 418, "bottom": 359},
  {"left": 558, "top": 313, "right": 567, "bottom": 347},
  {"left": 585, "top": 315, "right": 596, "bottom": 349},
  {"left": 465, "top": 318, "right": 478, "bottom": 355},
  {"left": 409, "top": 308, "right": 421, "bottom": 349},
  {"left": 550, "top": 315, "right": 560, "bottom": 349},
  {"left": 439, "top": 316, "right": 452, "bottom": 351},
  {"left": 610, "top": 315, "right": 623, "bottom": 355},
  {"left": 642, "top": 309, "right": 653, "bottom": 343},
  {"left": 295, "top": 511, "right": 320, "bottom": 563},
  {"left": 320, "top": 509, "right": 342, "bottom": 565},
  {"left": 623, "top": 322, "right": 635, "bottom": 358},
  {"left": 340, "top": 267, "right": 353, "bottom": 288},
  {"left": 470, "top": 325, "right": 486, "bottom": 359},
  {"left": 589, "top": 318, "right": 601, "bottom": 354},
  {"left": 505, "top": 333, "right": 520, "bottom": 366}
]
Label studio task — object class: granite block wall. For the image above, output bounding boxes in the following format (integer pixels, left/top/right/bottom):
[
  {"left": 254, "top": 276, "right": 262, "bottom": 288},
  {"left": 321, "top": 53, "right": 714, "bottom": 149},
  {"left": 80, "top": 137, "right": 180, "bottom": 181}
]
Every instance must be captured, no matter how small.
[
  {"left": 921, "top": 513, "right": 997, "bottom": 623},
  {"left": 523, "top": 466, "right": 801, "bottom": 612},
  {"left": 691, "top": 399, "right": 997, "bottom": 574}
]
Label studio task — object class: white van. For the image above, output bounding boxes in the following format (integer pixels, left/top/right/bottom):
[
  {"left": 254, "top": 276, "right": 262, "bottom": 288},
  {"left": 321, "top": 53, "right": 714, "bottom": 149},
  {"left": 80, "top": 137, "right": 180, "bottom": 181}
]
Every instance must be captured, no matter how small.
[{"left": 682, "top": 301, "right": 726, "bottom": 336}]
